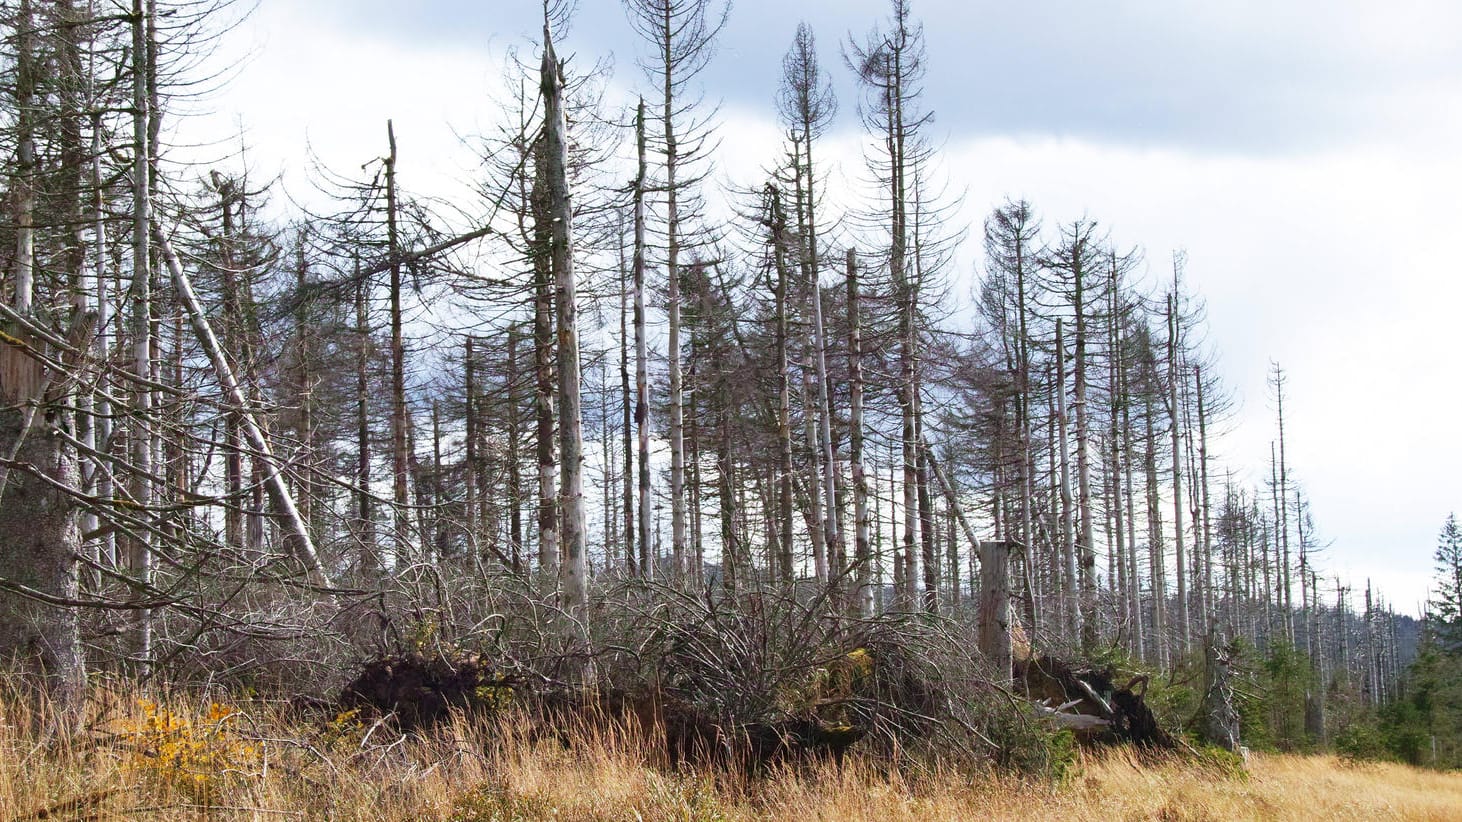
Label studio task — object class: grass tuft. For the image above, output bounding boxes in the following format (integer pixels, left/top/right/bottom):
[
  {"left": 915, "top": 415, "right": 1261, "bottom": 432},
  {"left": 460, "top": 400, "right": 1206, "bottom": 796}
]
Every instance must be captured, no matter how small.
[{"left": 0, "top": 684, "right": 1458, "bottom": 820}]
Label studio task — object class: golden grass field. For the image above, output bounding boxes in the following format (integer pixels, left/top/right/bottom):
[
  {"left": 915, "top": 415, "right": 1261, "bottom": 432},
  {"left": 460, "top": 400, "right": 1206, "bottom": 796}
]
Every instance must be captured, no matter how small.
[{"left": 2, "top": 689, "right": 1460, "bottom": 821}]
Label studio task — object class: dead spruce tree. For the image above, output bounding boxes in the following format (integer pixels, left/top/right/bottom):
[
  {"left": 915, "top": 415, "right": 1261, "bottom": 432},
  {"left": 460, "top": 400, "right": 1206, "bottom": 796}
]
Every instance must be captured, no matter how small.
[
  {"left": 539, "top": 23, "right": 587, "bottom": 610},
  {"left": 622, "top": 0, "right": 727, "bottom": 581}
]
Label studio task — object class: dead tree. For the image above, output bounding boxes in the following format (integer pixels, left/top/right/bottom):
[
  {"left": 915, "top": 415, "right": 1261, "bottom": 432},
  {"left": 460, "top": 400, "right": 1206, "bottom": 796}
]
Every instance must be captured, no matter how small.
[{"left": 541, "top": 25, "right": 587, "bottom": 609}]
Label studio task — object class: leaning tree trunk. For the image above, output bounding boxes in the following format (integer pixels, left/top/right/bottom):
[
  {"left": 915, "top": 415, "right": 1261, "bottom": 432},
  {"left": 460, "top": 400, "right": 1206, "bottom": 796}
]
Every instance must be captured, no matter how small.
[{"left": 155, "top": 230, "right": 333, "bottom": 591}]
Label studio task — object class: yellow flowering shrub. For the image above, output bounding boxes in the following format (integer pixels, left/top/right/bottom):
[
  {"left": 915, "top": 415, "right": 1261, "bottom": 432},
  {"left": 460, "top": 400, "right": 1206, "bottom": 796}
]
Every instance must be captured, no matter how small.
[{"left": 119, "top": 699, "right": 260, "bottom": 799}]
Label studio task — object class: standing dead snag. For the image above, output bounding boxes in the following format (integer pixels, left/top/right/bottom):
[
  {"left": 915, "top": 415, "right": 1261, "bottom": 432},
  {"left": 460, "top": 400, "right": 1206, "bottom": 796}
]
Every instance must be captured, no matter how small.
[
  {"left": 541, "top": 23, "right": 587, "bottom": 611},
  {"left": 623, "top": 0, "right": 728, "bottom": 580},
  {"left": 632, "top": 99, "right": 653, "bottom": 580},
  {"left": 384, "top": 121, "right": 414, "bottom": 568},
  {"left": 128, "top": 0, "right": 155, "bottom": 670},
  {"left": 1201, "top": 634, "right": 1241, "bottom": 753},
  {"left": 847, "top": 249, "right": 872, "bottom": 615},
  {"left": 979, "top": 540, "right": 1012, "bottom": 683}
]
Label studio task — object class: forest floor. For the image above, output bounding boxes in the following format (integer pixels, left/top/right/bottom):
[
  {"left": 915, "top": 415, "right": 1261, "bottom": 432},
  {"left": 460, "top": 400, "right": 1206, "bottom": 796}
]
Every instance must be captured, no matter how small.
[{"left": 2, "top": 690, "right": 1460, "bottom": 821}]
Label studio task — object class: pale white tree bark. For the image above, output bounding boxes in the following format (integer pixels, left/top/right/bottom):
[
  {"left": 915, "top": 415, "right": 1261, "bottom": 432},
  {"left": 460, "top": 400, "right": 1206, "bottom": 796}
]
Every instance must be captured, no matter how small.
[
  {"left": 154, "top": 228, "right": 334, "bottom": 592},
  {"left": 541, "top": 26, "right": 587, "bottom": 610}
]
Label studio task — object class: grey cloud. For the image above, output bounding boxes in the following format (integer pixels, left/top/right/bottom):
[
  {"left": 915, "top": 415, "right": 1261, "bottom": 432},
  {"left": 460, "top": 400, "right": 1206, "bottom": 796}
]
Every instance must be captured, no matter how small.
[{"left": 299, "top": 0, "right": 1462, "bottom": 152}]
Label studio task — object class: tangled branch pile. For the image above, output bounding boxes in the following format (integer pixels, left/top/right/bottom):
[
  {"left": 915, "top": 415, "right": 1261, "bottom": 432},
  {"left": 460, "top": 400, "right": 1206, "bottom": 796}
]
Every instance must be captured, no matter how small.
[{"left": 332, "top": 579, "right": 1076, "bottom": 774}]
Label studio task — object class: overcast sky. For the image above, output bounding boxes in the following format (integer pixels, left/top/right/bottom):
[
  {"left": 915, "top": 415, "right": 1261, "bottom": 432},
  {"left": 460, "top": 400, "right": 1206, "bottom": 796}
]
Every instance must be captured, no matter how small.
[{"left": 183, "top": 0, "right": 1462, "bottom": 613}]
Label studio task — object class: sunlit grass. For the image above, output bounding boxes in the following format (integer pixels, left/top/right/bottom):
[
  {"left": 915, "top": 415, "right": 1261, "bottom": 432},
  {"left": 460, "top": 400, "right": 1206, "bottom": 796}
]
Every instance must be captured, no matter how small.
[{"left": 0, "top": 684, "right": 1458, "bottom": 820}]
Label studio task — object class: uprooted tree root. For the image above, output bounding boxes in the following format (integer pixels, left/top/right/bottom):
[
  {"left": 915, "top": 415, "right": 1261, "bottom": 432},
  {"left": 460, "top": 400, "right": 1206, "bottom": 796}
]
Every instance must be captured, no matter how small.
[
  {"left": 1016, "top": 654, "right": 1175, "bottom": 749},
  {"left": 338, "top": 652, "right": 522, "bottom": 733}
]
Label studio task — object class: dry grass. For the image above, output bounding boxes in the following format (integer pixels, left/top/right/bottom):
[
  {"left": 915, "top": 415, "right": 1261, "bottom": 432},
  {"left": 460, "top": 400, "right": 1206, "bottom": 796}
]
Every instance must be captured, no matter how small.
[{"left": 1, "top": 687, "right": 1459, "bottom": 821}]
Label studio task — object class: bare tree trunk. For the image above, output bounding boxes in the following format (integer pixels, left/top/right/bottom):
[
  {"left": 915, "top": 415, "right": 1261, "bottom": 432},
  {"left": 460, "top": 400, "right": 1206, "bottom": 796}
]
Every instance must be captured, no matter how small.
[
  {"left": 770, "top": 187, "right": 795, "bottom": 583},
  {"left": 11, "top": 0, "right": 36, "bottom": 314},
  {"left": 791, "top": 136, "right": 841, "bottom": 584},
  {"left": 507, "top": 329, "right": 524, "bottom": 574},
  {"left": 632, "top": 100, "right": 653, "bottom": 580},
  {"left": 1056, "top": 319, "right": 1078, "bottom": 642},
  {"left": 464, "top": 336, "right": 479, "bottom": 551},
  {"left": 89, "top": 88, "right": 115, "bottom": 572},
  {"left": 619, "top": 228, "right": 635, "bottom": 574},
  {"left": 900, "top": 390, "right": 920, "bottom": 609},
  {"left": 0, "top": 403, "right": 85, "bottom": 709},
  {"left": 687, "top": 356, "right": 703, "bottom": 583},
  {"left": 872, "top": 458, "right": 885, "bottom": 614},
  {"left": 891, "top": 444, "right": 905, "bottom": 605},
  {"left": 1010, "top": 209, "right": 1039, "bottom": 635},
  {"left": 848, "top": 250, "right": 872, "bottom": 615},
  {"left": 355, "top": 275, "right": 376, "bottom": 575},
  {"left": 155, "top": 230, "right": 333, "bottom": 590},
  {"left": 0, "top": 20, "right": 88, "bottom": 695},
  {"left": 216, "top": 180, "right": 246, "bottom": 553},
  {"left": 385, "top": 121, "right": 413, "bottom": 569},
  {"left": 1299, "top": 494, "right": 1324, "bottom": 741},
  {"left": 533, "top": 131, "right": 559, "bottom": 577},
  {"left": 716, "top": 400, "right": 740, "bottom": 591},
  {"left": 53, "top": 0, "right": 94, "bottom": 585},
  {"left": 1074, "top": 254, "right": 1097, "bottom": 651},
  {"left": 1167, "top": 293, "right": 1189, "bottom": 657},
  {"left": 1196, "top": 364, "right": 1214, "bottom": 636},
  {"left": 600, "top": 364, "right": 614, "bottom": 568},
  {"left": 1108, "top": 270, "right": 1131, "bottom": 651},
  {"left": 295, "top": 238, "right": 316, "bottom": 539},
  {"left": 1272, "top": 363, "right": 1293, "bottom": 643},
  {"left": 917, "top": 443, "right": 938, "bottom": 612},
  {"left": 978, "top": 540, "right": 1011, "bottom": 683},
  {"left": 950, "top": 495, "right": 962, "bottom": 606},
  {"left": 129, "top": 0, "right": 154, "bottom": 669},
  {"left": 1145, "top": 391, "right": 1168, "bottom": 668},
  {"left": 1201, "top": 636, "right": 1241, "bottom": 752},
  {"left": 802, "top": 361, "right": 828, "bottom": 584},
  {"left": 1044, "top": 366, "right": 1061, "bottom": 632},
  {"left": 1261, "top": 494, "right": 1274, "bottom": 643},
  {"left": 541, "top": 28, "right": 586, "bottom": 608},
  {"left": 1118, "top": 309, "right": 1143, "bottom": 659},
  {"left": 661, "top": 21, "right": 688, "bottom": 581}
]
